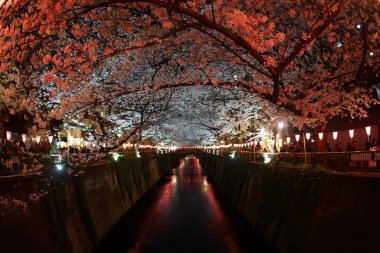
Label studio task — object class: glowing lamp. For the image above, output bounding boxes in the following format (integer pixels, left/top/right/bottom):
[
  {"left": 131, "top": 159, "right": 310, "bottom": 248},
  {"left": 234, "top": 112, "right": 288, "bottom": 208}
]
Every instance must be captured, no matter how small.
[
  {"left": 306, "top": 133, "right": 311, "bottom": 140},
  {"left": 365, "top": 126, "right": 371, "bottom": 136},
  {"left": 318, "top": 132, "right": 324, "bottom": 140},
  {"left": 22, "top": 134, "right": 27, "bottom": 143},
  {"left": 48, "top": 136, "right": 53, "bottom": 144},
  {"left": 36, "top": 135, "right": 41, "bottom": 144},
  {"left": 6, "top": 131, "right": 11, "bottom": 141},
  {"left": 295, "top": 134, "right": 300, "bottom": 142},
  {"left": 286, "top": 137, "right": 290, "bottom": 144},
  {"left": 254, "top": 140, "right": 257, "bottom": 146},
  {"left": 349, "top": 129, "right": 354, "bottom": 139},
  {"left": 333, "top": 132, "right": 338, "bottom": 140}
]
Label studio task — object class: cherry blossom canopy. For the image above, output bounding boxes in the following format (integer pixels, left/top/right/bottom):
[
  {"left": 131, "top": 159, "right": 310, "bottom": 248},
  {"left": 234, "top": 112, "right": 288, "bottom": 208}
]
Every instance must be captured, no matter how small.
[{"left": 0, "top": 0, "right": 379, "bottom": 145}]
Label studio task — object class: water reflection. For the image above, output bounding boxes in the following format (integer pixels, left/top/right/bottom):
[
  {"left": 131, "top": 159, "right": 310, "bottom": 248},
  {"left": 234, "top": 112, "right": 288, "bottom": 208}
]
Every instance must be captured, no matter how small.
[{"left": 92, "top": 156, "right": 276, "bottom": 253}]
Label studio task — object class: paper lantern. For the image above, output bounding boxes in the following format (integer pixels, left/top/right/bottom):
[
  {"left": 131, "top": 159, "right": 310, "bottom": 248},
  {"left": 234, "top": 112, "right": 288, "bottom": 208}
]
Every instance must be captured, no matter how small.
[
  {"left": 22, "top": 134, "right": 27, "bottom": 143},
  {"left": 48, "top": 136, "right": 53, "bottom": 144},
  {"left": 286, "top": 137, "right": 290, "bottom": 144},
  {"left": 36, "top": 135, "right": 41, "bottom": 144},
  {"left": 6, "top": 131, "right": 11, "bottom": 141},
  {"left": 365, "top": 126, "right": 371, "bottom": 136},
  {"left": 295, "top": 134, "right": 300, "bottom": 142},
  {"left": 349, "top": 129, "right": 354, "bottom": 138},
  {"left": 306, "top": 133, "right": 311, "bottom": 140},
  {"left": 333, "top": 132, "right": 338, "bottom": 140},
  {"left": 318, "top": 132, "right": 324, "bottom": 140}
]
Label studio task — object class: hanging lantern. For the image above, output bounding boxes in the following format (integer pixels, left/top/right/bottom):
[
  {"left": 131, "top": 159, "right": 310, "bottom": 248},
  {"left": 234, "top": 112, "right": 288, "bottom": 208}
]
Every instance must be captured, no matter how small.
[
  {"left": 22, "top": 133, "right": 27, "bottom": 143},
  {"left": 333, "top": 132, "right": 338, "bottom": 140},
  {"left": 48, "top": 136, "right": 53, "bottom": 144},
  {"left": 253, "top": 140, "right": 257, "bottom": 146},
  {"left": 365, "top": 126, "right": 371, "bottom": 136},
  {"left": 36, "top": 135, "right": 41, "bottom": 144},
  {"left": 295, "top": 134, "right": 300, "bottom": 142},
  {"left": 306, "top": 133, "right": 311, "bottom": 140},
  {"left": 6, "top": 131, "right": 11, "bottom": 141},
  {"left": 349, "top": 129, "right": 354, "bottom": 139},
  {"left": 318, "top": 132, "right": 324, "bottom": 140},
  {"left": 286, "top": 137, "right": 290, "bottom": 144}
]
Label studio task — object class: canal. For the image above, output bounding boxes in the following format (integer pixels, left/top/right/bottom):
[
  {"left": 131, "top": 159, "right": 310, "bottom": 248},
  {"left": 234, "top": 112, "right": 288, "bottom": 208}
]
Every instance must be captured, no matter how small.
[{"left": 91, "top": 156, "right": 276, "bottom": 253}]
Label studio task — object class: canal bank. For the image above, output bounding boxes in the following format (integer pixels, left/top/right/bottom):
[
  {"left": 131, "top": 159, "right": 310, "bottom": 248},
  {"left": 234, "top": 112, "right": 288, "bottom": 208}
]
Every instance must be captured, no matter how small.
[
  {"left": 91, "top": 156, "right": 276, "bottom": 253},
  {"left": 0, "top": 153, "right": 181, "bottom": 253},
  {"left": 200, "top": 154, "right": 380, "bottom": 253}
]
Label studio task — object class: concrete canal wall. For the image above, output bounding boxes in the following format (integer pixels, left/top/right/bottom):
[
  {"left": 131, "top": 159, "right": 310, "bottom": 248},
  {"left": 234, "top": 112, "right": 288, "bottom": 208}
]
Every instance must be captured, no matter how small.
[
  {"left": 201, "top": 154, "right": 380, "bottom": 253},
  {"left": 0, "top": 154, "right": 181, "bottom": 253}
]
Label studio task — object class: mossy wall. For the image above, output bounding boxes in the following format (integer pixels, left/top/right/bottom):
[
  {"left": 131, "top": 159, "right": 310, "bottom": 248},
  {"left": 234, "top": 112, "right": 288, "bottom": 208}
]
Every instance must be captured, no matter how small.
[
  {"left": 200, "top": 154, "right": 380, "bottom": 253},
  {"left": 0, "top": 153, "right": 179, "bottom": 253}
]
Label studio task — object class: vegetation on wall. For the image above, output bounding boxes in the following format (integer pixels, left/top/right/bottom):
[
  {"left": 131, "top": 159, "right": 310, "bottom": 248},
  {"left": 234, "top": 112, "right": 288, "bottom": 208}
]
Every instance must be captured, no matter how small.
[
  {"left": 38, "top": 164, "right": 72, "bottom": 253},
  {"left": 256, "top": 161, "right": 330, "bottom": 252},
  {"left": 74, "top": 172, "right": 97, "bottom": 244},
  {"left": 201, "top": 154, "right": 330, "bottom": 253}
]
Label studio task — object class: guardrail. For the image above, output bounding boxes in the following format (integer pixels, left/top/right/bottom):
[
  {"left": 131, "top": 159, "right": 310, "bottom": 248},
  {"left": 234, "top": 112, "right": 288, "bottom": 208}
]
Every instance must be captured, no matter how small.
[{"left": 228, "top": 151, "right": 380, "bottom": 171}]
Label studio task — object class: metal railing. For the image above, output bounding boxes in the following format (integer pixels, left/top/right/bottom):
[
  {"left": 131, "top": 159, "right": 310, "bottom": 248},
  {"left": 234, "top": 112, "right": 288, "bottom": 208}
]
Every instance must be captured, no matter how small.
[{"left": 230, "top": 151, "right": 380, "bottom": 171}]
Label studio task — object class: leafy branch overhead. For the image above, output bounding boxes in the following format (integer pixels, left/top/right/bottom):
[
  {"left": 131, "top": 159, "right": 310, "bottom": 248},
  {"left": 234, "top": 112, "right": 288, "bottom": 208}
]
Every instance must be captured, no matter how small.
[{"left": 0, "top": 0, "right": 379, "bottom": 145}]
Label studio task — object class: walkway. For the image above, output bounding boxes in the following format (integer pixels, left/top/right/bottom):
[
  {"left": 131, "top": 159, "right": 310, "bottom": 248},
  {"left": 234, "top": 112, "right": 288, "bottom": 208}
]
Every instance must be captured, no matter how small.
[{"left": 92, "top": 156, "right": 276, "bottom": 253}]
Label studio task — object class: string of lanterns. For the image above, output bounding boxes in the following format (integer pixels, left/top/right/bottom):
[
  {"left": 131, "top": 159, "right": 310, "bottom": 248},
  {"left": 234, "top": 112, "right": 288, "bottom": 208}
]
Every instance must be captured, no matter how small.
[{"left": 202, "top": 126, "right": 372, "bottom": 150}]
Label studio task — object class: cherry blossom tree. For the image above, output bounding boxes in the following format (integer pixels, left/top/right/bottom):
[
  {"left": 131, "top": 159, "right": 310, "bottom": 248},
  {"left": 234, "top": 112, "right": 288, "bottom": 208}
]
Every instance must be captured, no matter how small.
[{"left": 0, "top": 0, "right": 379, "bottom": 145}]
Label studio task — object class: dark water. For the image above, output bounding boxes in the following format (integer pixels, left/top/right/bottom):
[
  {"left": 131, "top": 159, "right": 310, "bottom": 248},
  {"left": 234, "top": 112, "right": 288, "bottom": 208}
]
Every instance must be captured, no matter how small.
[{"left": 92, "top": 156, "right": 276, "bottom": 253}]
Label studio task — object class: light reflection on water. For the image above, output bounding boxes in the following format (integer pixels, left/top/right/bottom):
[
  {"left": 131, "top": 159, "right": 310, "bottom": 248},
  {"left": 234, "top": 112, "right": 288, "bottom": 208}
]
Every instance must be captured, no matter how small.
[{"left": 92, "top": 156, "right": 276, "bottom": 253}]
